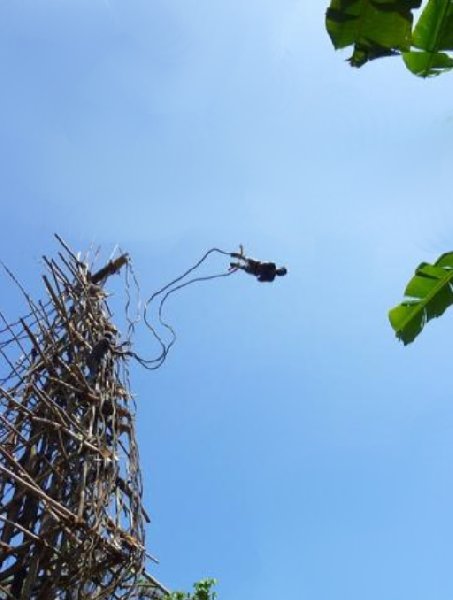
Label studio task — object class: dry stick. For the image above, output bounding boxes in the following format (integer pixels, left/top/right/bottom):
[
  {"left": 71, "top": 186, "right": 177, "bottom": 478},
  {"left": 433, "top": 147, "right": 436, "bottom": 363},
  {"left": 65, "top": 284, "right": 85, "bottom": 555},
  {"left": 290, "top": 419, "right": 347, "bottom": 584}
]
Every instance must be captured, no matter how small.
[
  {"left": 0, "top": 412, "right": 29, "bottom": 446},
  {"left": 0, "top": 582, "right": 17, "bottom": 600},
  {"left": 0, "top": 395, "right": 42, "bottom": 550},
  {"left": 42, "top": 272, "right": 74, "bottom": 341},
  {"left": 56, "top": 250, "right": 87, "bottom": 288},
  {"left": 0, "top": 264, "right": 51, "bottom": 362},
  {"left": 53, "top": 233, "right": 79, "bottom": 262},
  {"left": 46, "top": 374, "right": 91, "bottom": 398},
  {"left": 28, "top": 416, "right": 109, "bottom": 459},
  {"left": 33, "top": 384, "right": 84, "bottom": 437},
  {"left": 0, "top": 515, "right": 61, "bottom": 556},
  {"left": 0, "top": 463, "right": 77, "bottom": 523},
  {"left": 0, "top": 309, "right": 32, "bottom": 384},
  {"left": 20, "top": 318, "right": 56, "bottom": 378}
]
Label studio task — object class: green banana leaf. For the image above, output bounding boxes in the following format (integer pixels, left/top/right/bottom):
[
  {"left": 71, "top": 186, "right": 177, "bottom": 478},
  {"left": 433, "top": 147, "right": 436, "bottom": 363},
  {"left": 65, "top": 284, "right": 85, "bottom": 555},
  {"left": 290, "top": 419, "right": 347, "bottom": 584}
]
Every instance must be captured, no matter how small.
[
  {"left": 389, "top": 252, "right": 453, "bottom": 345},
  {"left": 413, "top": 0, "right": 453, "bottom": 51},
  {"left": 402, "top": 0, "right": 453, "bottom": 76},
  {"left": 403, "top": 50, "right": 453, "bottom": 75},
  {"left": 326, "top": 0, "right": 421, "bottom": 68}
]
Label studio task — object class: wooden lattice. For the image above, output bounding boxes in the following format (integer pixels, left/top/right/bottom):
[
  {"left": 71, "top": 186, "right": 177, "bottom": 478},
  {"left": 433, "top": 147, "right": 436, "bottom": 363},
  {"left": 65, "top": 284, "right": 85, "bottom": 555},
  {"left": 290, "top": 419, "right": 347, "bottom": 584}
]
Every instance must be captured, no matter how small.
[{"left": 0, "top": 238, "right": 166, "bottom": 599}]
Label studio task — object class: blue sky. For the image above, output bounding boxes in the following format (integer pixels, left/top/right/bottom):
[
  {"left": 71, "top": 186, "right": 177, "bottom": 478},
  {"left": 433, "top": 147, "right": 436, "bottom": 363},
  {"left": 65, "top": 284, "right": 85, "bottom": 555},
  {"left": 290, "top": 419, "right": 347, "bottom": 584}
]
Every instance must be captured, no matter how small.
[{"left": 2, "top": 1, "right": 453, "bottom": 599}]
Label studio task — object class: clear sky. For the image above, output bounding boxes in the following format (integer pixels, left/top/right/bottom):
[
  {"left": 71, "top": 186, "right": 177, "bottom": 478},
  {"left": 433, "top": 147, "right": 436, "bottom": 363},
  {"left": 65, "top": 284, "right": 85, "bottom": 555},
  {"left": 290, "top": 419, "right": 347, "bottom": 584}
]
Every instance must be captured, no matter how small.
[{"left": 2, "top": 1, "right": 453, "bottom": 599}]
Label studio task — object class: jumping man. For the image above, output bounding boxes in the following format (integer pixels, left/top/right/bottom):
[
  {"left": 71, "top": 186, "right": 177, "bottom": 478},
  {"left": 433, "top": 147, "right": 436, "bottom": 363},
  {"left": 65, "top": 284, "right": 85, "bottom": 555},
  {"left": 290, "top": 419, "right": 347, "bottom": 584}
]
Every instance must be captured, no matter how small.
[{"left": 230, "top": 247, "right": 287, "bottom": 283}]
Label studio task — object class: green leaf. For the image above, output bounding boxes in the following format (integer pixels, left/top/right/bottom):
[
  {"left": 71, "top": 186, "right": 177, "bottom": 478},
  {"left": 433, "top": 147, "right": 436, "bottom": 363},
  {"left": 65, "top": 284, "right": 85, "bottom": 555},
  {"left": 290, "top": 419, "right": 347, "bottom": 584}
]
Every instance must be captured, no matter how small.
[
  {"left": 403, "top": 50, "right": 453, "bottom": 76},
  {"left": 326, "top": 0, "right": 421, "bottom": 68},
  {"left": 413, "top": 0, "right": 453, "bottom": 51},
  {"left": 400, "top": 0, "right": 453, "bottom": 77},
  {"left": 389, "top": 253, "right": 453, "bottom": 344},
  {"left": 167, "top": 579, "right": 217, "bottom": 600},
  {"left": 350, "top": 42, "right": 399, "bottom": 67},
  {"left": 435, "top": 252, "right": 453, "bottom": 268}
]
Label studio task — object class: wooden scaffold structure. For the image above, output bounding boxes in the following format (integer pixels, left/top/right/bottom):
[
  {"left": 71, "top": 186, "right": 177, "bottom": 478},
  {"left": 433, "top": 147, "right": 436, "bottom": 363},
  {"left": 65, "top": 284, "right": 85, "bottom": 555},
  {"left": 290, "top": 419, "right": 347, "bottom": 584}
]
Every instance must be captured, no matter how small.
[{"left": 0, "top": 237, "right": 167, "bottom": 599}]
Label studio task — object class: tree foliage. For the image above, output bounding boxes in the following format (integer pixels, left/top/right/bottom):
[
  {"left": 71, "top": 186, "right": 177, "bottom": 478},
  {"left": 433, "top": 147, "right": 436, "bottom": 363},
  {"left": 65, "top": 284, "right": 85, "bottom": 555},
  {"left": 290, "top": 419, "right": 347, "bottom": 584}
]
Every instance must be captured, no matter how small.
[
  {"left": 167, "top": 579, "right": 217, "bottom": 600},
  {"left": 389, "top": 252, "right": 453, "bottom": 344},
  {"left": 326, "top": 0, "right": 453, "bottom": 76}
]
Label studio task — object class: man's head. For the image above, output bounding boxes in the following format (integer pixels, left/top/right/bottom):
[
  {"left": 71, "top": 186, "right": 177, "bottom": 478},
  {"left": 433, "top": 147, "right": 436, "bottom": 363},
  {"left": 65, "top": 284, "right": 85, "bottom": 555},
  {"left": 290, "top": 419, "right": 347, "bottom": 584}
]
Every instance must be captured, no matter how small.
[{"left": 276, "top": 267, "right": 287, "bottom": 277}]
